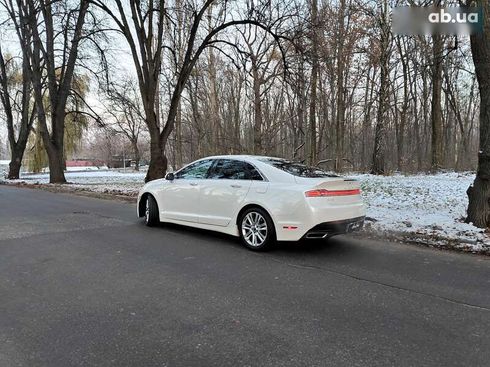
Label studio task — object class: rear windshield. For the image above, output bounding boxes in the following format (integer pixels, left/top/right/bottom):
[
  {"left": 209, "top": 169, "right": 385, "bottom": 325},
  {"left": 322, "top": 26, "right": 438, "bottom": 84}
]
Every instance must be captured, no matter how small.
[{"left": 259, "top": 158, "right": 339, "bottom": 178}]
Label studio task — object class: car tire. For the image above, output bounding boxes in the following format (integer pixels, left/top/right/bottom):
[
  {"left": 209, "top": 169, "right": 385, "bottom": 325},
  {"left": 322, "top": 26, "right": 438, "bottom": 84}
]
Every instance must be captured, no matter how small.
[
  {"left": 239, "top": 207, "right": 276, "bottom": 251},
  {"left": 144, "top": 195, "right": 160, "bottom": 227}
]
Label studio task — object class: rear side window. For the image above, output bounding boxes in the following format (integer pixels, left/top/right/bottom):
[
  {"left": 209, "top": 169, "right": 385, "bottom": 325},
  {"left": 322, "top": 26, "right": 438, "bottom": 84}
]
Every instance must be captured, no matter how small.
[
  {"left": 175, "top": 159, "right": 214, "bottom": 179},
  {"left": 259, "top": 158, "right": 339, "bottom": 178},
  {"left": 208, "top": 159, "right": 263, "bottom": 180}
]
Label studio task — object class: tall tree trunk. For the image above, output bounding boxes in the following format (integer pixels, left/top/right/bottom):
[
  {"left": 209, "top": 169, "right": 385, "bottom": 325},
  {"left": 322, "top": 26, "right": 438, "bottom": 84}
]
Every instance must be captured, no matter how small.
[
  {"left": 152, "top": 73, "right": 190, "bottom": 181},
  {"left": 421, "top": 66, "right": 430, "bottom": 170},
  {"left": 396, "top": 36, "right": 409, "bottom": 171},
  {"left": 308, "top": 0, "right": 318, "bottom": 165},
  {"left": 175, "top": 0, "right": 184, "bottom": 167},
  {"left": 7, "top": 108, "right": 33, "bottom": 179},
  {"left": 252, "top": 59, "right": 263, "bottom": 155},
  {"left": 208, "top": 48, "right": 221, "bottom": 155},
  {"left": 371, "top": 0, "right": 390, "bottom": 175},
  {"left": 334, "top": 0, "right": 346, "bottom": 172},
  {"left": 0, "top": 39, "right": 34, "bottom": 179},
  {"left": 146, "top": 119, "right": 167, "bottom": 182},
  {"left": 175, "top": 102, "right": 183, "bottom": 168},
  {"left": 142, "top": 60, "right": 167, "bottom": 182},
  {"left": 4, "top": 104, "right": 32, "bottom": 180},
  {"left": 431, "top": 34, "right": 444, "bottom": 171},
  {"left": 39, "top": 111, "right": 66, "bottom": 183},
  {"left": 132, "top": 140, "right": 140, "bottom": 171},
  {"left": 294, "top": 60, "right": 306, "bottom": 160},
  {"left": 45, "top": 145, "right": 66, "bottom": 183},
  {"left": 361, "top": 67, "right": 370, "bottom": 171},
  {"left": 143, "top": 91, "right": 168, "bottom": 182},
  {"left": 466, "top": 0, "right": 490, "bottom": 228},
  {"left": 8, "top": 148, "right": 23, "bottom": 179}
]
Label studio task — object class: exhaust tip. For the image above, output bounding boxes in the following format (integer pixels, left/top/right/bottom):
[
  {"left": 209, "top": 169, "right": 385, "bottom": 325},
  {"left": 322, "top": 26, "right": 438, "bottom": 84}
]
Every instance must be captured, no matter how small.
[{"left": 305, "top": 232, "right": 328, "bottom": 239}]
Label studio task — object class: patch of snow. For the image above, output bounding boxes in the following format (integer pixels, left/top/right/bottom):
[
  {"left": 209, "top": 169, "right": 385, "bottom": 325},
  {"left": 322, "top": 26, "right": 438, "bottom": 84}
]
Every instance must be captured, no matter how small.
[
  {"left": 66, "top": 166, "right": 110, "bottom": 172},
  {"left": 350, "top": 172, "right": 489, "bottom": 252},
  {"left": 4, "top": 169, "right": 147, "bottom": 196}
]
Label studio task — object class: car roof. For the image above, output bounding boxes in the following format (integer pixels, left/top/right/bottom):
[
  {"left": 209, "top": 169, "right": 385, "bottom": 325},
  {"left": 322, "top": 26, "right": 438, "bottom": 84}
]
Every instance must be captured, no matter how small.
[
  {"left": 201, "top": 155, "right": 295, "bottom": 181},
  {"left": 202, "top": 155, "right": 283, "bottom": 162}
]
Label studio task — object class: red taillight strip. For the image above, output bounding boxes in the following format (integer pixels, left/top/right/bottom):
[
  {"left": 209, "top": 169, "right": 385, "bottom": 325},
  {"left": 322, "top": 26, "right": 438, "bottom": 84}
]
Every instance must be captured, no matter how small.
[{"left": 305, "top": 188, "right": 361, "bottom": 197}]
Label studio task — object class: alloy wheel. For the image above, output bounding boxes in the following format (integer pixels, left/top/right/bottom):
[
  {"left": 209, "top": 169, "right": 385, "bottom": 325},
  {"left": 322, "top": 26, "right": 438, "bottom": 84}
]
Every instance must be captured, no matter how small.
[{"left": 241, "top": 211, "right": 268, "bottom": 247}]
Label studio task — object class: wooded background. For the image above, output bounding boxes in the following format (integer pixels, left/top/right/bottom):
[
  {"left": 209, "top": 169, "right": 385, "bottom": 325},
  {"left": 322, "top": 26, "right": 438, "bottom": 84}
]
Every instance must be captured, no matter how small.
[{"left": 0, "top": 0, "right": 481, "bottom": 180}]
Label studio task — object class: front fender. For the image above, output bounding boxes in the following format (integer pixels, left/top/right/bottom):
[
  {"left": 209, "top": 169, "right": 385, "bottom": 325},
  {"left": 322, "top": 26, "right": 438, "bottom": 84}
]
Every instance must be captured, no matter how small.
[{"left": 136, "top": 178, "right": 166, "bottom": 217}]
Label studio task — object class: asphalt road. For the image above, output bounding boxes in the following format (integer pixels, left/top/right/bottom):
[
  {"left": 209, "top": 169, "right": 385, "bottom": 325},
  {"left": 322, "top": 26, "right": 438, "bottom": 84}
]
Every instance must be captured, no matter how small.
[{"left": 0, "top": 185, "right": 489, "bottom": 367}]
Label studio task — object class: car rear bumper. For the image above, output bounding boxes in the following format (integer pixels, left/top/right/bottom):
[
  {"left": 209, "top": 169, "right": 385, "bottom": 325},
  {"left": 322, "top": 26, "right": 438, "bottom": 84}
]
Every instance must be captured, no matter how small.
[{"left": 302, "top": 216, "right": 365, "bottom": 239}]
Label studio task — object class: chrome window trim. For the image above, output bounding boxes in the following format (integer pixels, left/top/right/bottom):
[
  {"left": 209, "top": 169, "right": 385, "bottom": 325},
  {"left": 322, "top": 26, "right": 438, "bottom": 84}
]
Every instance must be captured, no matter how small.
[
  {"left": 205, "top": 158, "right": 269, "bottom": 182},
  {"left": 173, "top": 158, "right": 269, "bottom": 182}
]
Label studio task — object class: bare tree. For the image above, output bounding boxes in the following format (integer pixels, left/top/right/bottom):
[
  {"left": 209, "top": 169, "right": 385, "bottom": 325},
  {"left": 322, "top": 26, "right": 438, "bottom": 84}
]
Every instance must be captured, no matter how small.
[
  {"left": 334, "top": 0, "right": 347, "bottom": 172},
  {"left": 431, "top": 33, "right": 444, "bottom": 171},
  {"left": 0, "top": 24, "right": 35, "bottom": 179},
  {"left": 237, "top": 24, "right": 283, "bottom": 155},
  {"left": 103, "top": 78, "right": 146, "bottom": 170},
  {"left": 7, "top": 0, "right": 91, "bottom": 183},
  {"left": 93, "top": 0, "right": 290, "bottom": 182},
  {"left": 394, "top": 35, "right": 411, "bottom": 172},
  {"left": 466, "top": 0, "right": 490, "bottom": 228},
  {"left": 371, "top": 0, "right": 392, "bottom": 174},
  {"left": 307, "top": 0, "right": 319, "bottom": 165}
]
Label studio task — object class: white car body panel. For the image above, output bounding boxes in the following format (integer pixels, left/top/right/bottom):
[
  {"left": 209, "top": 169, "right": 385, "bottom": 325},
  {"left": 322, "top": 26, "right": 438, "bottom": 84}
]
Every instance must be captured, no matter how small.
[
  {"left": 199, "top": 178, "right": 252, "bottom": 226},
  {"left": 158, "top": 178, "right": 200, "bottom": 223},
  {"left": 137, "top": 155, "right": 366, "bottom": 242}
]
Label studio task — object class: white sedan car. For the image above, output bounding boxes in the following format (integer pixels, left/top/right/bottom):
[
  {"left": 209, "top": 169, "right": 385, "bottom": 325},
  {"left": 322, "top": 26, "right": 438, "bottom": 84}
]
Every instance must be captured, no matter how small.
[{"left": 137, "top": 155, "right": 365, "bottom": 250}]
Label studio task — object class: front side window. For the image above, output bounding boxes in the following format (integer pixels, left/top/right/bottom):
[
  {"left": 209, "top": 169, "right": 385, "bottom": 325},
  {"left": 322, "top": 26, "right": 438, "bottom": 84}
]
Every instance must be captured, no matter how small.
[
  {"left": 259, "top": 158, "right": 339, "bottom": 178},
  {"left": 208, "top": 159, "right": 263, "bottom": 180},
  {"left": 175, "top": 159, "right": 214, "bottom": 179}
]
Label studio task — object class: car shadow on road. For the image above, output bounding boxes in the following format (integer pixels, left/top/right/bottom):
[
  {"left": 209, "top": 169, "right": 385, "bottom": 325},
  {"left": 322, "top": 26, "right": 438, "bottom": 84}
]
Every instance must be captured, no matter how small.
[
  {"left": 148, "top": 221, "right": 351, "bottom": 255},
  {"left": 151, "top": 221, "right": 241, "bottom": 245},
  {"left": 277, "top": 237, "right": 350, "bottom": 255}
]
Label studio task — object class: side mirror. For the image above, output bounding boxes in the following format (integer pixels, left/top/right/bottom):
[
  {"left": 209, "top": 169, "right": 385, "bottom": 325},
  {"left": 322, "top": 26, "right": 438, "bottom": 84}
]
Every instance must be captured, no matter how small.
[{"left": 165, "top": 172, "right": 175, "bottom": 181}]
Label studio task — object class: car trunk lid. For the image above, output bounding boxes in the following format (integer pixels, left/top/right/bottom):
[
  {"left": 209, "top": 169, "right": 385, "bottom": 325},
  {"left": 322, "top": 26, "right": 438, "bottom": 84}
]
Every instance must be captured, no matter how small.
[{"left": 296, "top": 176, "right": 362, "bottom": 204}]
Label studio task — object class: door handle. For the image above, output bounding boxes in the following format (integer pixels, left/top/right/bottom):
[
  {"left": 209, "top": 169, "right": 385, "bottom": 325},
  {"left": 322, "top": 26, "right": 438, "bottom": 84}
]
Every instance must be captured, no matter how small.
[
  {"left": 230, "top": 184, "right": 242, "bottom": 188},
  {"left": 189, "top": 182, "right": 198, "bottom": 186}
]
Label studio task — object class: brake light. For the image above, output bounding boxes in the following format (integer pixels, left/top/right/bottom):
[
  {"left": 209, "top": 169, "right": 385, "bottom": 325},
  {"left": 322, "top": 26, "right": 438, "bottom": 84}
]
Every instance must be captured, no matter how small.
[{"left": 305, "top": 188, "right": 360, "bottom": 197}]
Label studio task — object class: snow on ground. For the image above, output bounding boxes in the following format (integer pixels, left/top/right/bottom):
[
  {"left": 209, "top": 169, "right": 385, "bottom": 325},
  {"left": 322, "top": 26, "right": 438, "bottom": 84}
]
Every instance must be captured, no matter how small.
[
  {"left": 6, "top": 169, "right": 146, "bottom": 196},
  {"left": 350, "top": 172, "right": 489, "bottom": 252},
  {"left": 2, "top": 169, "right": 488, "bottom": 253}
]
